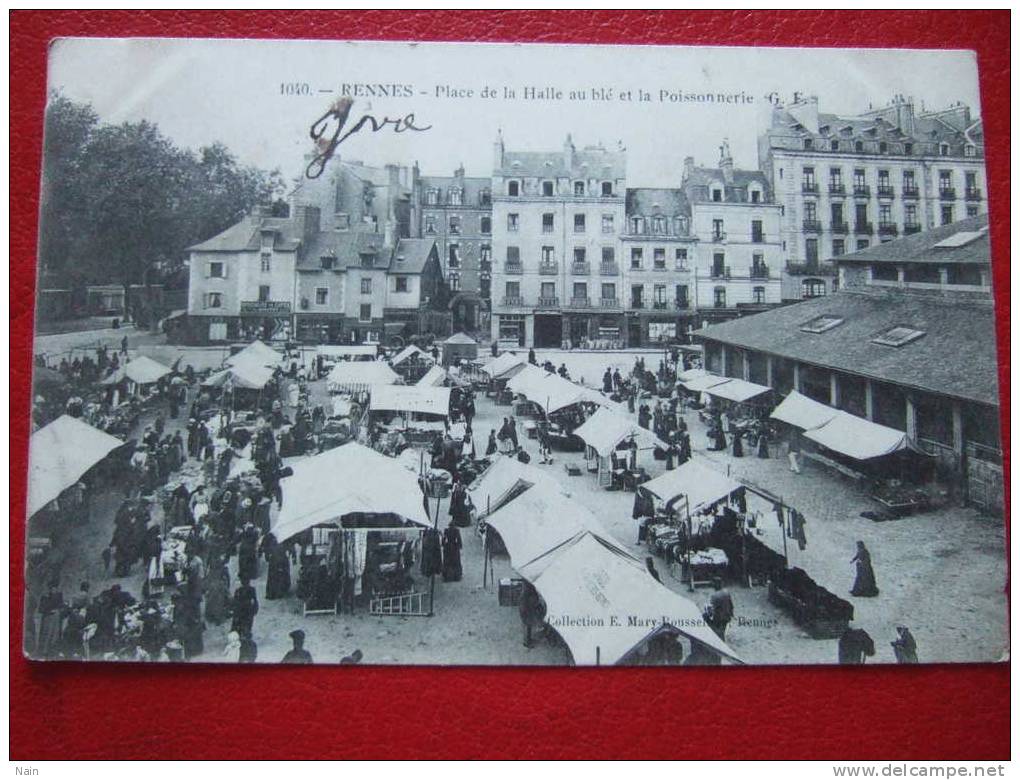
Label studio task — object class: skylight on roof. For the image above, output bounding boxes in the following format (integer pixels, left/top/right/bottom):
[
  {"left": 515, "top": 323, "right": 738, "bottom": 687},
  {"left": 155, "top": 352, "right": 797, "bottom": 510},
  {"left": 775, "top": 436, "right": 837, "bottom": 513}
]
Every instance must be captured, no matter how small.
[
  {"left": 933, "top": 228, "right": 988, "bottom": 248},
  {"left": 872, "top": 326, "right": 925, "bottom": 347},
  {"left": 801, "top": 315, "right": 844, "bottom": 334}
]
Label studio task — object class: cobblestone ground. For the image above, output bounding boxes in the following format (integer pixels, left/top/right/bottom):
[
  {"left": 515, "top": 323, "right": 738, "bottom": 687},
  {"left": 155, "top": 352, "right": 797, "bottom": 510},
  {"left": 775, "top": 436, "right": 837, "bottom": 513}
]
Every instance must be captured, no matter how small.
[{"left": 27, "top": 347, "right": 1008, "bottom": 667}]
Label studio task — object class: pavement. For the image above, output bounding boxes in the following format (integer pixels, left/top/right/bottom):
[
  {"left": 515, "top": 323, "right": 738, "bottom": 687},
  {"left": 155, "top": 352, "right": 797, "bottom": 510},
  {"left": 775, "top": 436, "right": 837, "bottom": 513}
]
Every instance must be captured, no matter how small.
[{"left": 25, "top": 344, "right": 1009, "bottom": 666}]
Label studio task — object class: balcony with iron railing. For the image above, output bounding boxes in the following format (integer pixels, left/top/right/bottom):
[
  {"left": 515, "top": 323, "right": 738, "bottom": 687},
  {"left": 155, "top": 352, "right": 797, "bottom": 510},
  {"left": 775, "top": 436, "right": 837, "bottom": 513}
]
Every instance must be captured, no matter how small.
[
  {"left": 630, "top": 299, "right": 646, "bottom": 310},
  {"left": 710, "top": 265, "right": 732, "bottom": 280},
  {"left": 652, "top": 301, "right": 670, "bottom": 311},
  {"left": 750, "top": 265, "right": 770, "bottom": 280},
  {"left": 504, "top": 262, "right": 522, "bottom": 275},
  {"left": 802, "top": 181, "right": 818, "bottom": 194},
  {"left": 902, "top": 185, "right": 920, "bottom": 199},
  {"left": 877, "top": 185, "right": 895, "bottom": 199},
  {"left": 828, "top": 183, "right": 846, "bottom": 196},
  {"left": 802, "top": 219, "right": 822, "bottom": 233},
  {"left": 571, "top": 261, "right": 590, "bottom": 275},
  {"left": 675, "top": 299, "right": 691, "bottom": 311},
  {"left": 501, "top": 296, "right": 524, "bottom": 307},
  {"left": 569, "top": 297, "right": 591, "bottom": 309},
  {"left": 878, "top": 222, "right": 899, "bottom": 237},
  {"left": 965, "top": 188, "right": 983, "bottom": 201},
  {"left": 711, "top": 231, "right": 727, "bottom": 243},
  {"left": 751, "top": 231, "right": 765, "bottom": 243},
  {"left": 537, "top": 296, "right": 560, "bottom": 308},
  {"left": 939, "top": 187, "right": 956, "bottom": 200},
  {"left": 831, "top": 221, "right": 849, "bottom": 234},
  {"left": 538, "top": 262, "right": 559, "bottom": 275},
  {"left": 904, "top": 223, "right": 922, "bottom": 235},
  {"left": 599, "top": 297, "right": 620, "bottom": 308},
  {"left": 599, "top": 262, "right": 619, "bottom": 276},
  {"left": 854, "top": 221, "right": 874, "bottom": 235},
  {"left": 853, "top": 185, "right": 871, "bottom": 198}
]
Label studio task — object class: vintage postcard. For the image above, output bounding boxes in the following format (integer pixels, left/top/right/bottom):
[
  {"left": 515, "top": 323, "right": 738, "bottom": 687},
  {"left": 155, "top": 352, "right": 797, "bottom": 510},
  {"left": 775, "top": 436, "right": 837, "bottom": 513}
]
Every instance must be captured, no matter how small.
[{"left": 23, "top": 38, "right": 1006, "bottom": 667}]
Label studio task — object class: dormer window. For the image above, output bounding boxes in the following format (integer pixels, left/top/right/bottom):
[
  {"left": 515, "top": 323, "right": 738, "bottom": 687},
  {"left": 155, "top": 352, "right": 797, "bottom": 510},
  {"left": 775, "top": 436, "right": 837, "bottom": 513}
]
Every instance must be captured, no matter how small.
[
  {"left": 965, "top": 145, "right": 977, "bottom": 157},
  {"left": 574, "top": 181, "right": 585, "bottom": 196},
  {"left": 425, "top": 188, "right": 439, "bottom": 205},
  {"left": 629, "top": 216, "right": 643, "bottom": 234},
  {"left": 479, "top": 189, "right": 492, "bottom": 206},
  {"left": 601, "top": 181, "right": 613, "bottom": 197},
  {"left": 651, "top": 215, "right": 666, "bottom": 235},
  {"left": 830, "top": 140, "right": 840, "bottom": 151},
  {"left": 448, "top": 188, "right": 463, "bottom": 206},
  {"left": 854, "top": 141, "right": 864, "bottom": 153},
  {"left": 940, "top": 143, "right": 950, "bottom": 156},
  {"left": 542, "top": 180, "right": 554, "bottom": 197},
  {"left": 712, "top": 188, "right": 723, "bottom": 202},
  {"left": 507, "top": 180, "right": 520, "bottom": 197},
  {"left": 750, "top": 188, "right": 761, "bottom": 204},
  {"left": 872, "top": 325, "right": 925, "bottom": 347},
  {"left": 320, "top": 256, "right": 334, "bottom": 271}
]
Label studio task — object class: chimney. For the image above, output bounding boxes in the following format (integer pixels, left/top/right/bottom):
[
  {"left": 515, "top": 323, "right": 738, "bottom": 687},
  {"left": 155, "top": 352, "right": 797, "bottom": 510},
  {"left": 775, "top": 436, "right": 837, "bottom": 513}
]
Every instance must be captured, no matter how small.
[
  {"left": 564, "top": 133, "right": 575, "bottom": 170},
  {"left": 494, "top": 130, "right": 505, "bottom": 171},
  {"left": 682, "top": 156, "right": 695, "bottom": 182},
  {"left": 293, "top": 204, "right": 320, "bottom": 244},
  {"left": 454, "top": 163, "right": 465, "bottom": 180},
  {"left": 719, "top": 139, "right": 734, "bottom": 185},
  {"left": 384, "top": 219, "right": 395, "bottom": 249}
]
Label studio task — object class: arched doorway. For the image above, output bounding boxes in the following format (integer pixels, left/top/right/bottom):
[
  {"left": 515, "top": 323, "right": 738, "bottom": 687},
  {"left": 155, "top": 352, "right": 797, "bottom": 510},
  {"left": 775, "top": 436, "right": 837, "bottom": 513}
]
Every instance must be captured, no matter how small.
[{"left": 448, "top": 291, "right": 485, "bottom": 332}]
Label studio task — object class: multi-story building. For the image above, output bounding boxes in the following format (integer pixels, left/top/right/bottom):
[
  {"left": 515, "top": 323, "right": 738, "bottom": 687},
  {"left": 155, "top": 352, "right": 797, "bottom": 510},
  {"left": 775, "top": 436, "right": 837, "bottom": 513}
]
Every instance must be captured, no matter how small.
[
  {"left": 490, "top": 134, "right": 626, "bottom": 348},
  {"left": 681, "top": 144, "right": 784, "bottom": 326},
  {"left": 187, "top": 158, "right": 449, "bottom": 346},
  {"left": 620, "top": 188, "right": 698, "bottom": 345},
  {"left": 759, "top": 95, "right": 987, "bottom": 301},
  {"left": 414, "top": 166, "right": 493, "bottom": 332}
]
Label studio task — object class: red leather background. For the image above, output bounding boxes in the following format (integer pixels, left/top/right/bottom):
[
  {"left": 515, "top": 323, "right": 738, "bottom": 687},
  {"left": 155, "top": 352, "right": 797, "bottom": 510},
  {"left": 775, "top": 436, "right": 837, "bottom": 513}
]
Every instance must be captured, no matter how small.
[{"left": 10, "top": 11, "right": 1010, "bottom": 760}]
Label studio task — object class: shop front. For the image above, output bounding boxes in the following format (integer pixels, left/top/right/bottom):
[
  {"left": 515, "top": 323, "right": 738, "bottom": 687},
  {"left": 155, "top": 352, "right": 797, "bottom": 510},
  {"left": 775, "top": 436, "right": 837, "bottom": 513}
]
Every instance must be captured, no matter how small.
[{"left": 238, "top": 300, "right": 293, "bottom": 343}]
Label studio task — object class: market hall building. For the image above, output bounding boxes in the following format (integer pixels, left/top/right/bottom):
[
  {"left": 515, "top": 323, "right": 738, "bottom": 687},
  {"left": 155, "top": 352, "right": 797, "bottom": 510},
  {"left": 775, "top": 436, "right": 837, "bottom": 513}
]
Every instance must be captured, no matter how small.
[{"left": 694, "top": 214, "right": 1002, "bottom": 512}]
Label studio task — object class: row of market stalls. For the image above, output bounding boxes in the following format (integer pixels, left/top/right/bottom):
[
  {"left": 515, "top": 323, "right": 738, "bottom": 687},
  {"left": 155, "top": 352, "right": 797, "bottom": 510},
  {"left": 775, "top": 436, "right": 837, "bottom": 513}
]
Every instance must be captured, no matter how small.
[{"left": 466, "top": 459, "right": 741, "bottom": 666}]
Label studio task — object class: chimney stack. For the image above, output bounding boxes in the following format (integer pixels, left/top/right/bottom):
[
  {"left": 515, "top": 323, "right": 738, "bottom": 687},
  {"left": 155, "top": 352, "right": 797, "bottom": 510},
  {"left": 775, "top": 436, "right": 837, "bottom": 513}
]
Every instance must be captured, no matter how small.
[
  {"left": 293, "top": 204, "right": 320, "bottom": 244},
  {"left": 719, "top": 139, "right": 734, "bottom": 185},
  {"left": 494, "top": 130, "right": 505, "bottom": 171},
  {"left": 682, "top": 156, "right": 695, "bottom": 182},
  {"left": 564, "top": 133, "right": 575, "bottom": 170}
]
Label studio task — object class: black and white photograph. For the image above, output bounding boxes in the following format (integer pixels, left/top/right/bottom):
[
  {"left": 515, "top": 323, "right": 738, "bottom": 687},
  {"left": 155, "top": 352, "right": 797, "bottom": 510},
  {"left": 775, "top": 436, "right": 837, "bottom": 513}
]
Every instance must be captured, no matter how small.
[{"left": 23, "top": 38, "right": 1007, "bottom": 668}]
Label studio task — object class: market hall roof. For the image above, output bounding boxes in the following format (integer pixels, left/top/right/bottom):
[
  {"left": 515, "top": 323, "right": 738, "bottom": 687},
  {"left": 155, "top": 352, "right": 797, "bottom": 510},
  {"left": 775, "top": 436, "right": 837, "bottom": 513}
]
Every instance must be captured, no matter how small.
[
  {"left": 188, "top": 214, "right": 301, "bottom": 253},
  {"left": 694, "top": 289, "right": 1000, "bottom": 407},
  {"left": 837, "top": 214, "right": 989, "bottom": 267}
]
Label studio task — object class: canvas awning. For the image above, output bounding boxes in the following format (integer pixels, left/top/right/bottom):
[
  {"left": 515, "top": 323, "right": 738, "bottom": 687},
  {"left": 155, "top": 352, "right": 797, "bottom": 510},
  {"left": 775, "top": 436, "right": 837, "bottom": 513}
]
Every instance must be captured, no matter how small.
[
  {"left": 485, "top": 482, "right": 618, "bottom": 571},
  {"left": 703, "top": 377, "right": 771, "bottom": 404},
  {"left": 676, "top": 368, "right": 707, "bottom": 384},
  {"left": 770, "top": 390, "right": 839, "bottom": 431},
  {"left": 327, "top": 361, "right": 398, "bottom": 390},
  {"left": 28, "top": 416, "right": 124, "bottom": 517},
  {"left": 444, "top": 332, "right": 477, "bottom": 345},
  {"left": 391, "top": 344, "right": 432, "bottom": 367},
  {"left": 506, "top": 365, "right": 595, "bottom": 414},
  {"left": 572, "top": 407, "right": 665, "bottom": 456},
  {"left": 226, "top": 340, "right": 283, "bottom": 368},
  {"left": 316, "top": 345, "right": 377, "bottom": 359},
  {"left": 641, "top": 459, "right": 742, "bottom": 513},
  {"left": 804, "top": 411, "right": 915, "bottom": 460},
  {"left": 416, "top": 365, "right": 448, "bottom": 387},
  {"left": 272, "top": 442, "right": 430, "bottom": 541},
  {"left": 481, "top": 352, "right": 528, "bottom": 379},
  {"left": 468, "top": 454, "right": 570, "bottom": 517},
  {"left": 518, "top": 532, "right": 741, "bottom": 666},
  {"left": 369, "top": 385, "right": 451, "bottom": 417},
  {"left": 100, "top": 355, "right": 172, "bottom": 386},
  {"left": 680, "top": 373, "right": 731, "bottom": 393}
]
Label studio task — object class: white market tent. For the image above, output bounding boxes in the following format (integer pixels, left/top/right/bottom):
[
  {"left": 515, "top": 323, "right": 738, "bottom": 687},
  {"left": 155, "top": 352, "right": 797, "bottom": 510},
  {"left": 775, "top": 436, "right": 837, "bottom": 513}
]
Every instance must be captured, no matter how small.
[
  {"left": 481, "top": 352, "right": 528, "bottom": 380},
  {"left": 369, "top": 385, "right": 451, "bottom": 417},
  {"left": 202, "top": 360, "right": 275, "bottom": 390},
  {"left": 517, "top": 531, "right": 741, "bottom": 666},
  {"left": 770, "top": 390, "right": 839, "bottom": 431},
  {"left": 226, "top": 340, "right": 283, "bottom": 368},
  {"left": 100, "top": 355, "right": 172, "bottom": 387},
  {"left": 444, "top": 332, "right": 477, "bottom": 345},
  {"left": 327, "top": 360, "right": 399, "bottom": 392},
  {"left": 484, "top": 482, "right": 625, "bottom": 572},
  {"left": 391, "top": 344, "right": 432, "bottom": 367},
  {"left": 416, "top": 365, "right": 449, "bottom": 387},
  {"left": 703, "top": 377, "right": 772, "bottom": 404},
  {"left": 271, "top": 442, "right": 430, "bottom": 541},
  {"left": 641, "top": 459, "right": 743, "bottom": 513},
  {"left": 28, "top": 415, "right": 124, "bottom": 517},
  {"left": 506, "top": 365, "right": 585, "bottom": 414},
  {"left": 573, "top": 407, "right": 665, "bottom": 457},
  {"left": 468, "top": 454, "right": 569, "bottom": 517},
  {"left": 676, "top": 368, "right": 707, "bottom": 384},
  {"left": 804, "top": 410, "right": 916, "bottom": 460}
]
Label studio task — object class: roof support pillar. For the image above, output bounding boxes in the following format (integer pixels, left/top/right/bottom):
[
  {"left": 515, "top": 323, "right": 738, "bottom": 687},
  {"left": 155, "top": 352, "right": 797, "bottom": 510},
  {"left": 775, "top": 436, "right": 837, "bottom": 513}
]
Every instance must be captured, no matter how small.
[
  {"left": 829, "top": 371, "right": 841, "bottom": 408},
  {"left": 951, "top": 401, "right": 965, "bottom": 459},
  {"left": 719, "top": 343, "right": 728, "bottom": 377},
  {"left": 792, "top": 361, "right": 801, "bottom": 393},
  {"left": 765, "top": 354, "right": 774, "bottom": 389},
  {"left": 905, "top": 394, "right": 918, "bottom": 441},
  {"left": 864, "top": 378, "right": 875, "bottom": 421}
]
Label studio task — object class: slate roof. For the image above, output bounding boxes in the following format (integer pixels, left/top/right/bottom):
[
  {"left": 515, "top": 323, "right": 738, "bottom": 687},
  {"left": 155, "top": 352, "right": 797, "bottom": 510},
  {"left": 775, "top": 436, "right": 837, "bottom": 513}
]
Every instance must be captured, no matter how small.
[
  {"left": 418, "top": 175, "right": 491, "bottom": 208},
  {"left": 390, "top": 238, "right": 438, "bottom": 274},
  {"left": 189, "top": 216, "right": 300, "bottom": 253},
  {"left": 625, "top": 188, "right": 690, "bottom": 218},
  {"left": 497, "top": 146, "right": 626, "bottom": 180},
  {"left": 695, "top": 289, "right": 1000, "bottom": 406},
  {"left": 684, "top": 166, "right": 771, "bottom": 203},
  {"left": 297, "top": 230, "right": 387, "bottom": 271},
  {"left": 838, "top": 214, "right": 989, "bottom": 266}
]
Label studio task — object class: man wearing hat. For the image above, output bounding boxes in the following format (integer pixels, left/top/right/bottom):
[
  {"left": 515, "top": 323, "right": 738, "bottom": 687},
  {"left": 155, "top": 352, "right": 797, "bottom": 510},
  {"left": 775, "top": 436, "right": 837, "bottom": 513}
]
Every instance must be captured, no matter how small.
[{"left": 282, "top": 629, "right": 312, "bottom": 664}]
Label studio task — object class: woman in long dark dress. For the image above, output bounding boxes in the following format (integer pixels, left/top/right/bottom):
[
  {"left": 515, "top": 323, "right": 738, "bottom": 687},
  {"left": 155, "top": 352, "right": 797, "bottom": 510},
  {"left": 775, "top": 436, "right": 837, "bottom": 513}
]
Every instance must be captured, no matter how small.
[
  {"left": 448, "top": 482, "right": 473, "bottom": 528},
  {"left": 203, "top": 558, "right": 231, "bottom": 624},
  {"left": 850, "top": 541, "right": 879, "bottom": 597},
  {"left": 441, "top": 526, "right": 463, "bottom": 582},
  {"left": 485, "top": 430, "right": 498, "bottom": 456},
  {"left": 264, "top": 534, "right": 291, "bottom": 600},
  {"left": 237, "top": 524, "right": 259, "bottom": 583}
]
